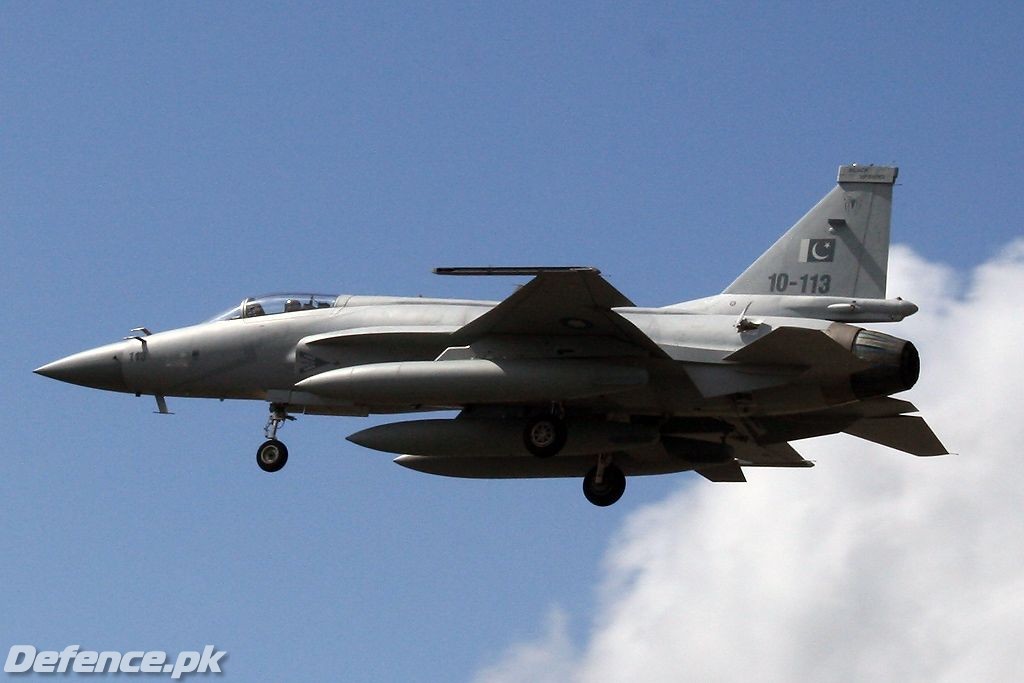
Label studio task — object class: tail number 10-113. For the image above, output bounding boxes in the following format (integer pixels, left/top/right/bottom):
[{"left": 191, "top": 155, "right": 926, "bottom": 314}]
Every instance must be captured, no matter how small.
[{"left": 768, "top": 273, "right": 831, "bottom": 294}]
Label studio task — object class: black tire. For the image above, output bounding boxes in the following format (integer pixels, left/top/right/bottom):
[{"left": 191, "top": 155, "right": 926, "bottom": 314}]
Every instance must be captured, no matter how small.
[
  {"left": 523, "top": 415, "right": 567, "bottom": 458},
  {"left": 583, "top": 464, "right": 626, "bottom": 506},
  {"left": 257, "top": 439, "right": 289, "bottom": 473}
]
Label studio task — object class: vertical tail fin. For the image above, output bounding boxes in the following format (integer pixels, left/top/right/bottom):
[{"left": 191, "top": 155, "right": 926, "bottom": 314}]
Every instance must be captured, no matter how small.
[{"left": 723, "top": 165, "right": 898, "bottom": 299}]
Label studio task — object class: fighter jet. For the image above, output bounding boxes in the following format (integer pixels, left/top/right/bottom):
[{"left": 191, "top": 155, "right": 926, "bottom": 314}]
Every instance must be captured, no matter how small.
[{"left": 36, "top": 164, "right": 947, "bottom": 506}]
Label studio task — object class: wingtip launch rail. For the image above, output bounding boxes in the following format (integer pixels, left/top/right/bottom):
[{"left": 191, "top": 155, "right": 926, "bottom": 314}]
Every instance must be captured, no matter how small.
[{"left": 433, "top": 266, "right": 600, "bottom": 276}]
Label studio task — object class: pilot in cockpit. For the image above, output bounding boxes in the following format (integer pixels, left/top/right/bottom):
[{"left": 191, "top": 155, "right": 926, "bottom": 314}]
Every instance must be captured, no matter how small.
[
  {"left": 244, "top": 301, "right": 265, "bottom": 317},
  {"left": 284, "top": 299, "right": 302, "bottom": 313}
]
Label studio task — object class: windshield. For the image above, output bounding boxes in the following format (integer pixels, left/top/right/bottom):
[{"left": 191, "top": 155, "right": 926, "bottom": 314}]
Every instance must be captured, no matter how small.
[{"left": 208, "top": 293, "right": 341, "bottom": 322}]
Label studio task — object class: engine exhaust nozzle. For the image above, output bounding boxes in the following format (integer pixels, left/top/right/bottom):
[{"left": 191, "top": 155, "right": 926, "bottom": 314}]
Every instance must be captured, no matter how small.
[{"left": 849, "top": 329, "right": 920, "bottom": 398}]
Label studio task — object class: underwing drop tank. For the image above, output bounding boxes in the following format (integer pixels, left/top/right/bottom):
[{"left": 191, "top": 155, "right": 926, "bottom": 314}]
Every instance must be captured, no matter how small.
[
  {"left": 348, "top": 417, "right": 660, "bottom": 457},
  {"left": 296, "top": 358, "right": 648, "bottom": 406}
]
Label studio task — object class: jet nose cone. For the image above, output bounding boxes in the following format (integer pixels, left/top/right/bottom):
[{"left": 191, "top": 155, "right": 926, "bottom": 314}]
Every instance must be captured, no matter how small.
[{"left": 35, "top": 343, "right": 128, "bottom": 392}]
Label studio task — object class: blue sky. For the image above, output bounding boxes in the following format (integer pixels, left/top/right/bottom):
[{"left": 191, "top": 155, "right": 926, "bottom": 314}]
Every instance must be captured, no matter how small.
[{"left": 2, "top": 3, "right": 1022, "bottom": 681}]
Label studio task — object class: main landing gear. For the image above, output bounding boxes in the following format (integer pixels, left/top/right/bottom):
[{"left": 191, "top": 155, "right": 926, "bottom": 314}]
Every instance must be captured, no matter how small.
[
  {"left": 257, "top": 403, "right": 294, "bottom": 473},
  {"left": 522, "top": 409, "right": 626, "bottom": 506},
  {"left": 523, "top": 411, "right": 567, "bottom": 458},
  {"left": 583, "top": 453, "right": 626, "bottom": 507}
]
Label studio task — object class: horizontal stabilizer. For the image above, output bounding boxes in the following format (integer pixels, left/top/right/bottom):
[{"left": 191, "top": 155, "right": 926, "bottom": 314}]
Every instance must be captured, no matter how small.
[
  {"left": 843, "top": 416, "right": 949, "bottom": 456},
  {"left": 696, "top": 462, "right": 747, "bottom": 482},
  {"left": 837, "top": 397, "right": 918, "bottom": 418},
  {"left": 725, "top": 327, "right": 868, "bottom": 370}
]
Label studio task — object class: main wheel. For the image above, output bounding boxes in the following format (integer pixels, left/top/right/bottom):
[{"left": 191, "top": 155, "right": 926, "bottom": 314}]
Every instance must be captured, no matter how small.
[
  {"left": 583, "top": 464, "right": 626, "bottom": 506},
  {"left": 523, "top": 415, "right": 567, "bottom": 458},
  {"left": 257, "top": 439, "right": 289, "bottom": 473}
]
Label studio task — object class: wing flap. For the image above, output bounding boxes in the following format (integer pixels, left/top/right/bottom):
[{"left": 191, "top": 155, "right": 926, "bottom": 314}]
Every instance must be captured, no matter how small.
[
  {"left": 733, "top": 441, "right": 815, "bottom": 468},
  {"left": 696, "top": 462, "right": 747, "bottom": 482}
]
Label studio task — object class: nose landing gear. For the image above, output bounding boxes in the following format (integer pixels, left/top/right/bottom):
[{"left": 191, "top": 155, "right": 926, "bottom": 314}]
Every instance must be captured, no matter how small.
[{"left": 257, "top": 403, "right": 294, "bottom": 473}]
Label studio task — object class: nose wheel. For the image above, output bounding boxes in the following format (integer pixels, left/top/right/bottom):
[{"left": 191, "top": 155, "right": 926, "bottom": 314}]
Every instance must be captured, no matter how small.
[{"left": 257, "top": 403, "right": 294, "bottom": 473}]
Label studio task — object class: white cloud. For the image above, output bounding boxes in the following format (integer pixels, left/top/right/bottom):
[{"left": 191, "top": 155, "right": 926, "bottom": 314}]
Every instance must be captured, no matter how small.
[
  {"left": 473, "top": 608, "right": 579, "bottom": 683},
  {"left": 475, "top": 242, "right": 1024, "bottom": 683}
]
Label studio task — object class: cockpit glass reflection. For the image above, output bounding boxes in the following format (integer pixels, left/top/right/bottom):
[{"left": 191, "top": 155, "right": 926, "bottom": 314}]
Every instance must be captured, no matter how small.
[{"left": 208, "top": 294, "right": 340, "bottom": 322}]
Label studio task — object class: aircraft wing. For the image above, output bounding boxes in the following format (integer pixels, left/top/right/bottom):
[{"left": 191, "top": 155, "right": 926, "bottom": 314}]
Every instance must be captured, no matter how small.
[{"left": 440, "top": 267, "right": 668, "bottom": 357}]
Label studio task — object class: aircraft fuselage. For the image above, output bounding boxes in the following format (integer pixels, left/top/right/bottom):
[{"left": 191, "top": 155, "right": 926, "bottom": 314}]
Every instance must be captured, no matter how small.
[{"left": 35, "top": 164, "right": 948, "bottom": 505}]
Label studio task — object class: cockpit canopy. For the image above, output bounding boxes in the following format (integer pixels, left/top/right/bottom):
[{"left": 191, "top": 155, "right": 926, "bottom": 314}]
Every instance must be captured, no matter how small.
[{"left": 208, "top": 293, "right": 342, "bottom": 322}]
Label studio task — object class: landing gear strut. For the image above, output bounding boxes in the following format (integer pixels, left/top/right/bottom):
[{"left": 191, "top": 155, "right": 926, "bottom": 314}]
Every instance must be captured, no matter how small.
[
  {"left": 257, "top": 403, "right": 294, "bottom": 473},
  {"left": 583, "top": 453, "right": 625, "bottom": 506}
]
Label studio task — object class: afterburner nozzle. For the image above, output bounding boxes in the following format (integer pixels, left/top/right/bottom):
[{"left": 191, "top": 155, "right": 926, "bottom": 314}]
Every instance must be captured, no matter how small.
[{"left": 849, "top": 329, "right": 920, "bottom": 398}]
